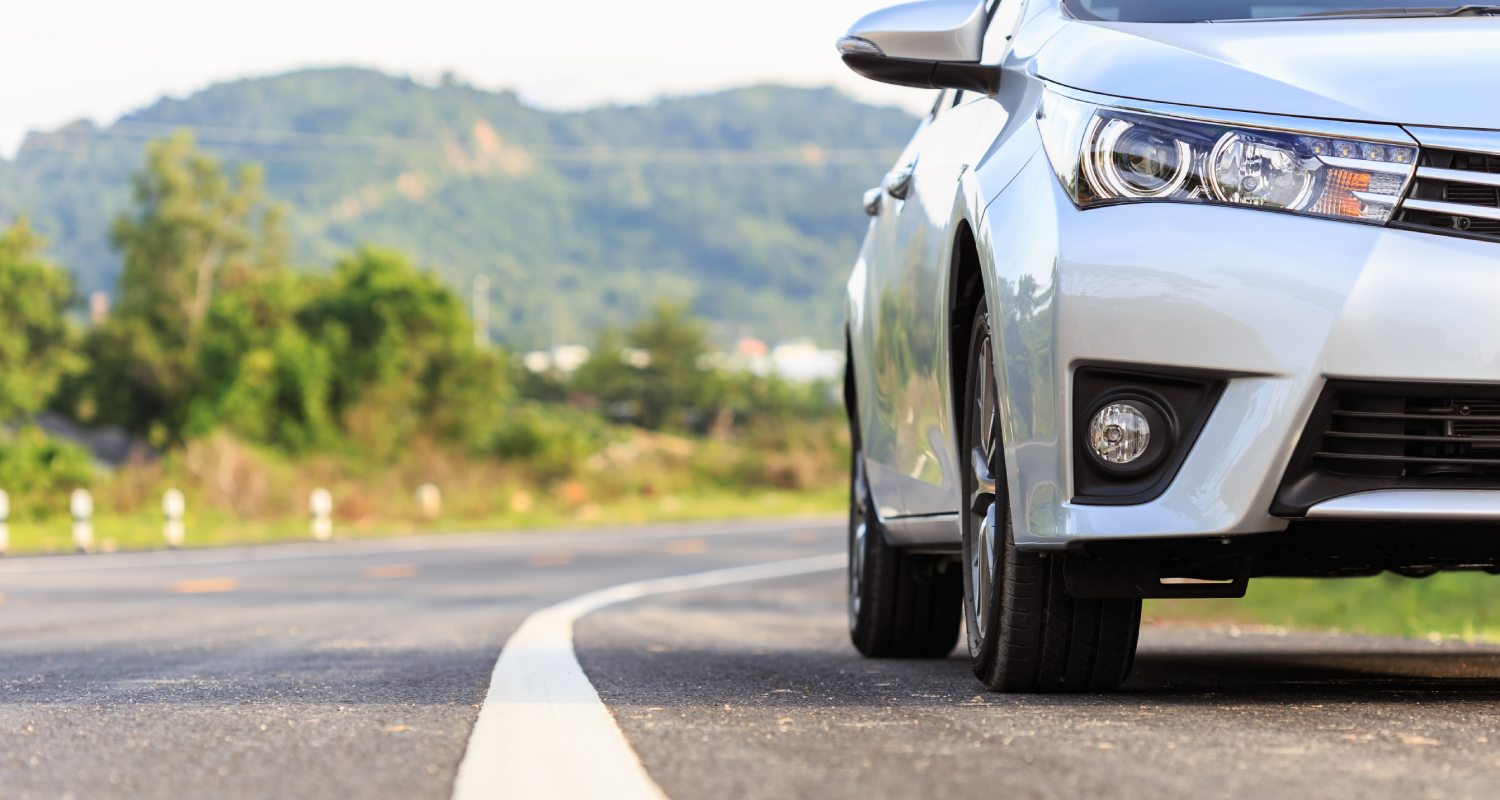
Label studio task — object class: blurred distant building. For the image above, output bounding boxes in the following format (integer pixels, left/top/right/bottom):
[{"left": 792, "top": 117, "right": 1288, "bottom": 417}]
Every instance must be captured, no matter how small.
[
  {"left": 522, "top": 344, "right": 592, "bottom": 375},
  {"left": 89, "top": 291, "right": 110, "bottom": 326},
  {"left": 522, "top": 338, "right": 842, "bottom": 383},
  {"left": 717, "top": 337, "right": 844, "bottom": 382},
  {"left": 766, "top": 341, "right": 843, "bottom": 382},
  {"left": 553, "top": 344, "right": 590, "bottom": 373},
  {"left": 735, "top": 336, "right": 769, "bottom": 359},
  {"left": 620, "top": 347, "right": 652, "bottom": 368}
]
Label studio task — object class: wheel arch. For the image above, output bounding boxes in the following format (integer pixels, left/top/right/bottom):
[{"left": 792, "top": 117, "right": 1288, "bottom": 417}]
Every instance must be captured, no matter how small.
[
  {"left": 843, "top": 324, "right": 858, "bottom": 445},
  {"left": 947, "top": 219, "right": 989, "bottom": 462}
]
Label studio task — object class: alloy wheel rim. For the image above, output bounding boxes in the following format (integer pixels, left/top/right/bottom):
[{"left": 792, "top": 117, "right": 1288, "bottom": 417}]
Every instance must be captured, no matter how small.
[
  {"left": 967, "top": 330, "right": 1000, "bottom": 649},
  {"left": 848, "top": 458, "right": 868, "bottom": 631}
]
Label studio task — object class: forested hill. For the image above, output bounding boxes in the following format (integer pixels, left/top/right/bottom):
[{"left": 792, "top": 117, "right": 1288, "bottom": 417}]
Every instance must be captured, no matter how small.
[{"left": 0, "top": 68, "right": 918, "bottom": 347}]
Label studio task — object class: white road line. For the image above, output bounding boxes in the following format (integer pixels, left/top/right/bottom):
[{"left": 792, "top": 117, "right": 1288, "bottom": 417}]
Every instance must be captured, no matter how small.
[{"left": 451, "top": 552, "right": 845, "bottom": 800}]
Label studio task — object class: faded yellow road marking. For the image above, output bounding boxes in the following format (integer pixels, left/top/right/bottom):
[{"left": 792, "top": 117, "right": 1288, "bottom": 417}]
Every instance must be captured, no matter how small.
[
  {"left": 664, "top": 538, "right": 707, "bottom": 556},
  {"left": 785, "top": 530, "right": 821, "bottom": 544},
  {"left": 364, "top": 563, "right": 418, "bottom": 580},
  {"left": 529, "top": 551, "right": 574, "bottom": 567},
  {"left": 173, "top": 577, "right": 238, "bottom": 594}
]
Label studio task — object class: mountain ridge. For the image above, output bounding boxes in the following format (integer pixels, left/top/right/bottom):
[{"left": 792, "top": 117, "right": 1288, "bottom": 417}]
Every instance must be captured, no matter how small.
[{"left": 0, "top": 67, "right": 919, "bottom": 347}]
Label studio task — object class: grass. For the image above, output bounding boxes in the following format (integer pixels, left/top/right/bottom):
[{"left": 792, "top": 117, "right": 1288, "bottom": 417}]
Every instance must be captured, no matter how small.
[
  {"left": 1147, "top": 571, "right": 1500, "bottom": 642},
  {"left": 1, "top": 485, "right": 847, "bottom": 556}
]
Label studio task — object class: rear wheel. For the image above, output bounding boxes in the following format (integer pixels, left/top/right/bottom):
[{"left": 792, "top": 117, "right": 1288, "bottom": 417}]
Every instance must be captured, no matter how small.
[
  {"left": 847, "top": 428, "right": 961, "bottom": 658},
  {"left": 961, "top": 301, "right": 1141, "bottom": 692}
]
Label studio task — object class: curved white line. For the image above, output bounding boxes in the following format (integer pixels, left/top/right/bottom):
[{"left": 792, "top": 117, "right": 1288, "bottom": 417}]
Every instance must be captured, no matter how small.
[{"left": 451, "top": 552, "right": 844, "bottom": 800}]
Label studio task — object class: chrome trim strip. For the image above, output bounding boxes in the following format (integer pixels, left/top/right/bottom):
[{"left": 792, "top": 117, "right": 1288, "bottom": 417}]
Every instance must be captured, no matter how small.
[
  {"left": 1045, "top": 83, "right": 1420, "bottom": 145},
  {"left": 1417, "top": 165, "right": 1500, "bottom": 189},
  {"left": 1401, "top": 197, "right": 1500, "bottom": 222},
  {"left": 1318, "top": 155, "right": 1414, "bottom": 176},
  {"left": 1306, "top": 489, "right": 1500, "bottom": 520},
  {"left": 1352, "top": 191, "right": 1399, "bottom": 205},
  {"left": 882, "top": 513, "right": 961, "bottom": 549},
  {"left": 1405, "top": 126, "right": 1500, "bottom": 158}
]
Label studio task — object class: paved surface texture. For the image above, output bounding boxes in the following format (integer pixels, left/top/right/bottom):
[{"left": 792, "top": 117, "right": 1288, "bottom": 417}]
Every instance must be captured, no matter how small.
[{"left": 4, "top": 519, "right": 1500, "bottom": 799}]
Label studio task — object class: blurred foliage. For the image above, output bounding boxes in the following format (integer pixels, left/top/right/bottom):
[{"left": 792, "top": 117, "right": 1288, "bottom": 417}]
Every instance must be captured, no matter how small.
[
  {"left": 0, "top": 427, "right": 94, "bottom": 519},
  {"left": 487, "top": 403, "right": 620, "bottom": 483},
  {"left": 188, "top": 264, "right": 336, "bottom": 450},
  {"left": 1151, "top": 571, "right": 1500, "bottom": 643},
  {"left": 305, "top": 247, "right": 513, "bottom": 452},
  {"left": 573, "top": 301, "right": 841, "bottom": 433},
  {"left": 574, "top": 302, "right": 713, "bottom": 430},
  {"left": 0, "top": 219, "right": 82, "bottom": 421},
  {"left": 2, "top": 127, "right": 849, "bottom": 544},
  {"left": 64, "top": 132, "right": 288, "bottom": 444}
]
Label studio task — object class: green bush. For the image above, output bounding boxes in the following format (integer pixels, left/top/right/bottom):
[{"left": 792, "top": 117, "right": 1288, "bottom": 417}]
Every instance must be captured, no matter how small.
[
  {"left": 0, "top": 428, "right": 95, "bottom": 518},
  {"left": 488, "top": 404, "right": 617, "bottom": 482}
]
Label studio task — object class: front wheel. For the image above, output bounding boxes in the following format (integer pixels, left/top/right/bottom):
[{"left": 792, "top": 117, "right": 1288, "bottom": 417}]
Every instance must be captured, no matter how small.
[
  {"left": 961, "top": 301, "right": 1141, "bottom": 692},
  {"left": 847, "top": 447, "right": 962, "bottom": 658}
]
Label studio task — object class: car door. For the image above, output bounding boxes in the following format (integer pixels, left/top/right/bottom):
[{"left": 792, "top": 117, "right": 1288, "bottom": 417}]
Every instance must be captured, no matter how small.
[
  {"left": 857, "top": 91, "right": 944, "bottom": 518},
  {"left": 874, "top": 0, "right": 1022, "bottom": 517}
]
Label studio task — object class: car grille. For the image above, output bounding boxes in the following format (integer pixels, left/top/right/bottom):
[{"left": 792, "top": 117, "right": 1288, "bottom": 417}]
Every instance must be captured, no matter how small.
[
  {"left": 1272, "top": 381, "right": 1500, "bottom": 516},
  {"left": 1394, "top": 130, "right": 1500, "bottom": 242},
  {"left": 1318, "top": 395, "right": 1500, "bottom": 473}
]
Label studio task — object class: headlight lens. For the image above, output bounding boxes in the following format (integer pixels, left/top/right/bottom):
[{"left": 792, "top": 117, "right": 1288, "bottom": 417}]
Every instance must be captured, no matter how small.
[{"left": 1039, "top": 91, "right": 1417, "bottom": 224}]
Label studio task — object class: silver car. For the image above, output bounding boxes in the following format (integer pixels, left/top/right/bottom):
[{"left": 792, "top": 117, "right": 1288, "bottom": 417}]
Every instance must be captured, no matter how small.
[{"left": 838, "top": 0, "right": 1500, "bottom": 691}]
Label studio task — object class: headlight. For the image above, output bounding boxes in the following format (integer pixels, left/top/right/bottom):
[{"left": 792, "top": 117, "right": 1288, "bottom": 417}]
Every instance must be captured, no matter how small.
[{"left": 1038, "top": 90, "right": 1418, "bottom": 224}]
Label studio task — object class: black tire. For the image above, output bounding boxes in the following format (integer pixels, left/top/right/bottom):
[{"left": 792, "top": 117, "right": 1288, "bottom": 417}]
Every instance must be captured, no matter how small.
[
  {"left": 846, "top": 410, "right": 962, "bottom": 659},
  {"left": 961, "top": 301, "right": 1141, "bottom": 692}
]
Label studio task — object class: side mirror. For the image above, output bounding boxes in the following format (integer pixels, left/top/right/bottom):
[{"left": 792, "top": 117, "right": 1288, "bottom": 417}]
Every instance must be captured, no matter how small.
[{"left": 837, "top": 0, "right": 999, "bottom": 94}]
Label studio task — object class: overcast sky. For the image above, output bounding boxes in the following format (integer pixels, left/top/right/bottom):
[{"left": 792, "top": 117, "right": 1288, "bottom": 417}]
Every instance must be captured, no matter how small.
[{"left": 0, "top": 0, "right": 931, "bottom": 155}]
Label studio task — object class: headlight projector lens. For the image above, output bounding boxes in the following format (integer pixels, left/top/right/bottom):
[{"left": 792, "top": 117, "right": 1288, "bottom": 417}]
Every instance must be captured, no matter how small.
[{"left": 1087, "top": 119, "right": 1192, "bottom": 199}]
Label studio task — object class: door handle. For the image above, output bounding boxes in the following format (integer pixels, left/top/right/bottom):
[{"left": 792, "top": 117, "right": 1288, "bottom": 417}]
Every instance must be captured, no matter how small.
[
  {"left": 884, "top": 161, "right": 916, "bottom": 200},
  {"left": 863, "top": 187, "right": 883, "bottom": 217}
]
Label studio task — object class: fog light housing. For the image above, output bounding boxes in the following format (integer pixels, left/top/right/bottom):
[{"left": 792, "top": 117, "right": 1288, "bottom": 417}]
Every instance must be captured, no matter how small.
[
  {"left": 1073, "top": 368, "right": 1224, "bottom": 505},
  {"left": 1089, "top": 402, "right": 1151, "bottom": 465}
]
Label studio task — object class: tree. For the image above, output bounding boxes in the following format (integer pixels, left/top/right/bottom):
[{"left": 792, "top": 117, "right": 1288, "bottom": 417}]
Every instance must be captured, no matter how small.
[
  {"left": 84, "top": 131, "right": 287, "bottom": 442},
  {"left": 0, "top": 219, "right": 82, "bottom": 421},
  {"left": 112, "top": 131, "right": 288, "bottom": 335},
  {"left": 300, "top": 247, "right": 511, "bottom": 457},
  {"left": 574, "top": 301, "right": 712, "bottom": 430},
  {"left": 186, "top": 266, "right": 337, "bottom": 451}
]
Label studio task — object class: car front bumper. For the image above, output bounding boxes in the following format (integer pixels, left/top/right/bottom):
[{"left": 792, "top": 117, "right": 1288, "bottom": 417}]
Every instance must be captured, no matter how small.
[{"left": 982, "top": 156, "right": 1500, "bottom": 550}]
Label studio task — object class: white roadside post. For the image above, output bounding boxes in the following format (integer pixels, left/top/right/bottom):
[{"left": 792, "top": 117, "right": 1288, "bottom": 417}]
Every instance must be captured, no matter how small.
[
  {"left": 70, "top": 488, "right": 94, "bottom": 553},
  {"left": 310, "top": 488, "right": 333, "bottom": 541},
  {"left": 416, "top": 483, "right": 442, "bottom": 521},
  {"left": 163, "top": 488, "right": 186, "bottom": 549},
  {"left": 0, "top": 489, "right": 9, "bottom": 556}
]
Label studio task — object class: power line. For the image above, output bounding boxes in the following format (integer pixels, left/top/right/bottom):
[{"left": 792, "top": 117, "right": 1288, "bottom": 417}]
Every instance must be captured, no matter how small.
[{"left": 14, "top": 123, "right": 901, "bottom": 169}]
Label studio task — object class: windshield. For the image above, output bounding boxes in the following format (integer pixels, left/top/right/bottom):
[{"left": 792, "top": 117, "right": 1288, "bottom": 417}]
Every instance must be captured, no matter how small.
[{"left": 1064, "top": 0, "right": 1499, "bottom": 22}]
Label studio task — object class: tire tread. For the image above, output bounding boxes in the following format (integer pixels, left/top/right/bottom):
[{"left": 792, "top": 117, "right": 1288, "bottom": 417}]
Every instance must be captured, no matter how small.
[{"left": 848, "top": 466, "right": 962, "bottom": 659}]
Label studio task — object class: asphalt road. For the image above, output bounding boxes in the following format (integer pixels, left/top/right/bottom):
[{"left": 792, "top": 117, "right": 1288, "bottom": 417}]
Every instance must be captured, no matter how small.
[{"left": 3, "top": 519, "right": 1500, "bottom": 799}]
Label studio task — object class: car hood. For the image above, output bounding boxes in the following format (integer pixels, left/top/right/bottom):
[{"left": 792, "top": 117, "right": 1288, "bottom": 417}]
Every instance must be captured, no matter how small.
[{"left": 1034, "top": 17, "right": 1500, "bottom": 130}]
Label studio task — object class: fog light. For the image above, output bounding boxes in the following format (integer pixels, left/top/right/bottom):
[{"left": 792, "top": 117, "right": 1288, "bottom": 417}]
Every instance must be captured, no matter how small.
[{"left": 1089, "top": 403, "right": 1151, "bottom": 465}]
